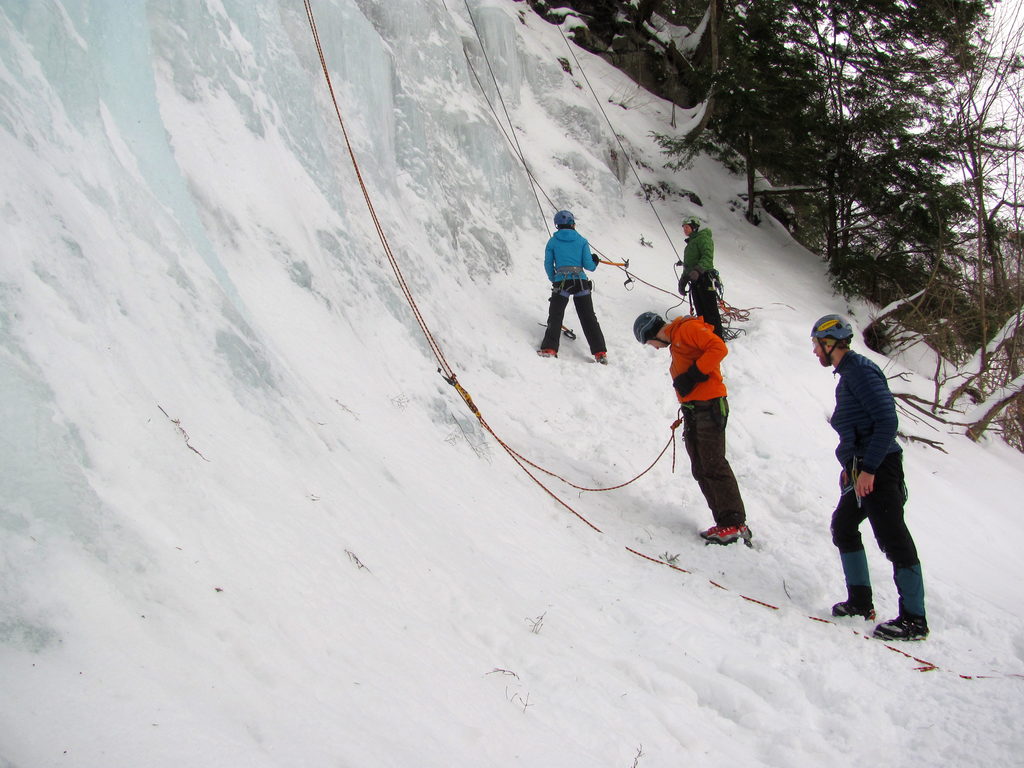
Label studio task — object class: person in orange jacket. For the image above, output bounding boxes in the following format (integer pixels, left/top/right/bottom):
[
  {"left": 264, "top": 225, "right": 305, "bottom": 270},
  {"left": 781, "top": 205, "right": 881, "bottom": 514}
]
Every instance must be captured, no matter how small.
[{"left": 634, "top": 311, "right": 750, "bottom": 545}]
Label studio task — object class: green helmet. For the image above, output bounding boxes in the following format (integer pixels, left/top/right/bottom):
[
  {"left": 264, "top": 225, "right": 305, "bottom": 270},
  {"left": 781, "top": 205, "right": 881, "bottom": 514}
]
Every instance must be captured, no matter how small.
[
  {"left": 682, "top": 216, "right": 701, "bottom": 230},
  {"left": 811, "top": 314, "right": 854, "bottom": 341}
]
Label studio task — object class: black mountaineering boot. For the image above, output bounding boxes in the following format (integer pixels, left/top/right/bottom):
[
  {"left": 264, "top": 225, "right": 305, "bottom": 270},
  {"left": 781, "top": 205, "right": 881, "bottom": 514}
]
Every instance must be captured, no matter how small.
[
  {"left": 831, "top": 585, "right": 875, "bottom": 620},
  {"left": 873, "top": 614, "right": 929, "bottom": 641}
]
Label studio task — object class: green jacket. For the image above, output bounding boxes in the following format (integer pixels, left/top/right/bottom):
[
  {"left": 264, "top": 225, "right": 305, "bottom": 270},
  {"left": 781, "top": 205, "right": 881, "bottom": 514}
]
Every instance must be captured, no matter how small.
[{"left": 683, "top": 228, "right": 715, "bottom": 273}]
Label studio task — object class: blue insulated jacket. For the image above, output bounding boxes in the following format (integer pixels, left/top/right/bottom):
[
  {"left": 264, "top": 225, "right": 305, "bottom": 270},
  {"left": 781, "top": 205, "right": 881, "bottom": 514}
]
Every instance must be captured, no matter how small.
[
  {"left": 830, "top": 350, "right": 902, "bottom": 473},
  {"left": 544, "top": 228, "right": 598, "bottom": 282}
]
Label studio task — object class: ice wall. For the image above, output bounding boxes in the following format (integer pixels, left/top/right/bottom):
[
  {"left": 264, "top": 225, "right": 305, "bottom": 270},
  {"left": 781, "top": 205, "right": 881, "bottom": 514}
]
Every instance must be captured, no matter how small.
[{"left": 0, "top": 0, "right": 634, "bottom": 658}]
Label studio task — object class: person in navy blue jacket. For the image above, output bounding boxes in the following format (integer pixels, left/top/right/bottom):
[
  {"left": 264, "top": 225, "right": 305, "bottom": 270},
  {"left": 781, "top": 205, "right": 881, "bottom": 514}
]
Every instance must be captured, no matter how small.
[
  {"left": 811, "top": 314, "right": 928, "bottom": 641},
  {"left": 537, "top": 210, "right": 608, "bottom": 363}
]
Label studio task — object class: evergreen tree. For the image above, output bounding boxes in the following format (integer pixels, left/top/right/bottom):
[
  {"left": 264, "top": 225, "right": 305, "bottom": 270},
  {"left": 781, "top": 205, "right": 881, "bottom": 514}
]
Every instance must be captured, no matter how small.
[{"left": 658, "top": 0, "right": 989, "bottom": 305}]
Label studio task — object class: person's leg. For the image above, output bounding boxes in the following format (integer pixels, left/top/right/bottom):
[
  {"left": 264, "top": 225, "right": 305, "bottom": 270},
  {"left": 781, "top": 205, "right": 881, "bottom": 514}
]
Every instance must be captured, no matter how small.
[
  {"left": 682, "top": 410, "right": 715, "bottom": 521},
  {"left": 539, "top": 290, "right": 570, "bottom": 352},
  {"left": 830, "top": 480, "right": 874, "bottom": 614},
  {"left": 863, "top": 454, "right": 925, "bottom": 618},
  {"left": 572, "top": 290, "right": 606, "bottom": 355},
  {"left": 693, "top": 276, "right": 724, "bottom": 339},
  {"left": 687, "top": 408, "right": 745, "bottom": 528}
]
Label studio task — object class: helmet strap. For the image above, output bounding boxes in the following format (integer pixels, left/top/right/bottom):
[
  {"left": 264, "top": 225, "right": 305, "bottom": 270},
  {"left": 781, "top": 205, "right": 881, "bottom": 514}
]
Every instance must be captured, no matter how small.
[
  {"left": 817, "top": 337, "right": 849, "bottom": 366},
  {"left": 818, "top": 338, "right": 836, "bottom": 366}
]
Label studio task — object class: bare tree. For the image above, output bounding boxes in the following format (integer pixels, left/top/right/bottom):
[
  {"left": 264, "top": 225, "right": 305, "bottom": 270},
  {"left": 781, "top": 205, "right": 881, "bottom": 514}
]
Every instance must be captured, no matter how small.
[{"left": 944, "top": 2, "right": 1024, "bottom": 441}]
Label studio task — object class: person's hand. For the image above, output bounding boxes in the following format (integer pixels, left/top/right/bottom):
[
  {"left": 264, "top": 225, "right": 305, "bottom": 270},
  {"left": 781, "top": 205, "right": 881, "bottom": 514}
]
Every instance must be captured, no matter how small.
[
  {"left": 855, "top": 470, "right": 875, "bottom": 497},
  {"left": 672, "top": 363, "right": 709, "bottom": 398},
  {"left": 688, "top": 269, "right": 701, "bottom": 283},
  {"left": 677, "top": 276, "right": 689, "bottom": 295}
]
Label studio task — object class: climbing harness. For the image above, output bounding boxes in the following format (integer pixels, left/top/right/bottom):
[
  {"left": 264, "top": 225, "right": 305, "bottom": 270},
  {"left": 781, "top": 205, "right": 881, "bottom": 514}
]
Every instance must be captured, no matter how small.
[{"left": 552, "top": 265, "right": 592, "bottom": 297}]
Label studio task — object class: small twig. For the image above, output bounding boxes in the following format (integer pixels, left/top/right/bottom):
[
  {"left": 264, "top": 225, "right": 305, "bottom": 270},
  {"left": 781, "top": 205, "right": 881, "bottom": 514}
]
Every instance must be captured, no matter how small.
[
  {"left": 332, "top": 399, "right": 360, "bottom": 420},
  {"left": 157, "top": 405, "right": 210, "bottom": 461},
  {"left": 903, "top": 434, "right": 949, "bottom": 453},
  {"left": 630, "top": 745, "right": 644, "bottom": 768},
  {"left": 509, "top": 691, "right": 532, "bottom": 713},
  {"left": 486, "top": 668, "right": 520, "bottom": 679},
  {"left": 345, "top": 550, "right": 370, "bottom": 572},
  {"left": 526, "top": 612, "right": 546, "bottom": 634}
]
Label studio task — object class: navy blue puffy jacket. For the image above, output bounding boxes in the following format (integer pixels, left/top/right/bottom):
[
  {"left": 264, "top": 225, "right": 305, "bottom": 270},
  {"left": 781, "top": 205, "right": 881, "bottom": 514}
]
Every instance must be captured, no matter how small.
[{"left": 830, "top": 350, "right": 901, "bottom": 473}]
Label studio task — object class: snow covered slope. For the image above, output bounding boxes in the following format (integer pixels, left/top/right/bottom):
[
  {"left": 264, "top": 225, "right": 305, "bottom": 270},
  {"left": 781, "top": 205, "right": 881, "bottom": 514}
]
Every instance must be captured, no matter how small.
[{"left": 2, "top": 1, "right": 1022, "bottom": 766}]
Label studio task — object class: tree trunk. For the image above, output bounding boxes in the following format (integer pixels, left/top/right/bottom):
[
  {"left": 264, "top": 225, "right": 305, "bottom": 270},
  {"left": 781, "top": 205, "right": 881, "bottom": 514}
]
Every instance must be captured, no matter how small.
[
  {"left": 745, "top": 132, "right": 756, "bottom": 223},
  {"left": 966, "top": 379, "right": 1024, "bottom": 441},
  {"left": 687, "top": 0, "right": 720, "bottom": 139}
]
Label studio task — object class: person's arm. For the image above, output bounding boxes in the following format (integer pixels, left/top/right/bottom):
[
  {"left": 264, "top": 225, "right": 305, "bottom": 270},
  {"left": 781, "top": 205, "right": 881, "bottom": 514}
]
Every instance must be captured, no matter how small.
[
  {"left": 544, "top": 241, "right": 556, "bottom": 282},
  {"left": 692, "top": 320, "right": 727, "bottom": 374}
]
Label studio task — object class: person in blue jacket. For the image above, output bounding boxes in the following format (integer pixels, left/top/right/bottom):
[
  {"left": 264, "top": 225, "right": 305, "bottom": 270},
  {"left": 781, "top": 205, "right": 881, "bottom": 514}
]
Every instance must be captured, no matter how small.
[
  {"left": 537, "top": 210, "right": 607, "bottom": 363},
  {"left": 811, "top": 314, "right": 928, "bottom": 641}
]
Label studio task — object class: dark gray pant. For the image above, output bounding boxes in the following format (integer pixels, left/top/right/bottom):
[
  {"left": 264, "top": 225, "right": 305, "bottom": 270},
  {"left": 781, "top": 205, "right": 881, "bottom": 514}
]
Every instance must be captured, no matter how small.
[
  {"left": 691, "top": 273, "right": 723, "bottom": 340},
  {"left": 682, "top": 401, "right": 745, "bottom": 527},
  {"left": 540, "top": 283, "right": 606, "bottom": 354}
]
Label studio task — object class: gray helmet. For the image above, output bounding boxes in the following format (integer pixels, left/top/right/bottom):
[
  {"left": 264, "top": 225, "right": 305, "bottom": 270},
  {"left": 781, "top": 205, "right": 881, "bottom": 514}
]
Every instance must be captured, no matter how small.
[
  {"left": 633, "top": 312, "right": 665, "bottom": 344},
  {"left": 811, "top": 314, "right": 854, "bottom": 341},
  {"left": 682, "top": 216, "right": 701, "bottom": 230}
]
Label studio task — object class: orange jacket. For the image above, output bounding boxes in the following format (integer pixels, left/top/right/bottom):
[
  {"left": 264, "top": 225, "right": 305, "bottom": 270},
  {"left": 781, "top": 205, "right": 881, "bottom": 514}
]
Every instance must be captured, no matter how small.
[{"left": 665, "top": 316, "right": 728, "bottom": 402}]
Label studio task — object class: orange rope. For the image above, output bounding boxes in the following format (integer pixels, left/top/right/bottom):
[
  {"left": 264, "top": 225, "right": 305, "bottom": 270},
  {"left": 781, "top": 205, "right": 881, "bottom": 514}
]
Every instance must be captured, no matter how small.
[
  {"left": 304, "top": 1, "right": 453, "bottom": 378},
  {"left": 626, "top": 545, "right": 1024, "bottom": 680},
  {"left": 497, "top": 419, "right": 682, "bottom": 493}
]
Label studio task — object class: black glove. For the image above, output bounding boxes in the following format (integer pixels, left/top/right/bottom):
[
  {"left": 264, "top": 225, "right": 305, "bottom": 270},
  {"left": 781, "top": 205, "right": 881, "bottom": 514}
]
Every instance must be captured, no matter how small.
[
  {"left": 672, "top": 363, "right": 709, "bottom": 398},
  {"left": 677, "top": 276, "right": 689, "bottom": 295},
  {"left": 688, "top": 269, "right": 701, "bottom": 283}
]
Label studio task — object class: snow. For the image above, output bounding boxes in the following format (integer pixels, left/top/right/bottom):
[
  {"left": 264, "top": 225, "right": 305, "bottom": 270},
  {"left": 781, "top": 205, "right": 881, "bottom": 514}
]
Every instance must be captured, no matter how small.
[{"left": 1, "top": 1, "right": 1023, "bottom": 766}]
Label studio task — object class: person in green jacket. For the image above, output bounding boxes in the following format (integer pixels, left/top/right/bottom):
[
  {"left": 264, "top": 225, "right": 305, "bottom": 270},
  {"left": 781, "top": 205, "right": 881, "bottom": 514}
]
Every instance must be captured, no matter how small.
[{"left": 679, "top": 216, "right": 724, "bottom": 339}]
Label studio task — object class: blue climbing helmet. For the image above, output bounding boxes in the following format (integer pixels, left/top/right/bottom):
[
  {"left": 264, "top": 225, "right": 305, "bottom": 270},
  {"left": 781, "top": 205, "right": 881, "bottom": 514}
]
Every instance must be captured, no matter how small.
[
  {"left": 811, "top": 314, "right": 854, "bottom": 342},
  {"left": 633, "top": 312, "right": 666, "bottom": 344},
  {"left": 553, "top": 210, "right": 575, "bottom": 229}
]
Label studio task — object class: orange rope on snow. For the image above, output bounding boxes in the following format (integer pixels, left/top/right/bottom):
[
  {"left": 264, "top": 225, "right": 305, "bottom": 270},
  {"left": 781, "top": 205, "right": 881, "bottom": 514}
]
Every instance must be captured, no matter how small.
[
  {"left": 625, "top": 545, "right": 1024, "bottom": 680},
  {"left": 496, "top": 418, "right": 683, "bottom": 493}
]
